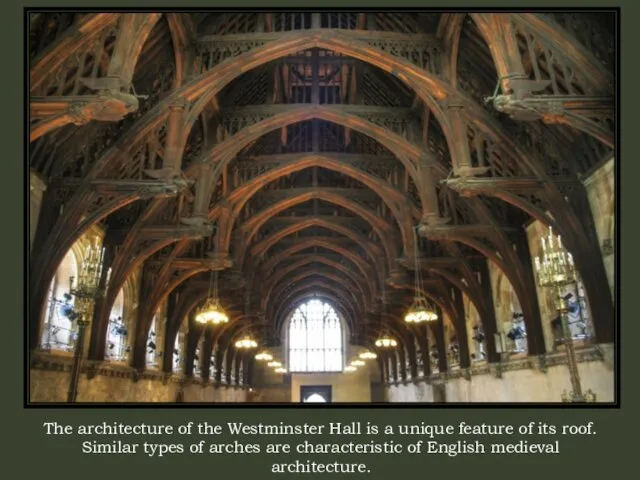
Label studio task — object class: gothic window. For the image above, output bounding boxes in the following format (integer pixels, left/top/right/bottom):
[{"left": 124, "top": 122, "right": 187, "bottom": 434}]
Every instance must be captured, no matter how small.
[
  {"left": 429, "top": 340, "right": 439, "bottom": 373},
  {"left": 210, "top": 346, "right": 218, "bottom": 380},
  {"left": 415, "top": 337, "right": 424, "bottom": 376},
  {"left": 146, "top": 316, "right": 158, "bottom": 368},
  {"left": 41, "top": 248, "right": 78, "bottom": 352},
  {"left": 507, "top": 311, "right": 528, "bottom": 353},
  {"left": 471, "top": 324, "right": 487, "bottom": 361},
  {"left": 567, "top": 280, "right": 591, "bottom": 339},
  {"left": 173, "top": 331, "right": 184, "bottom": 373},
  {"left": 288, "top": 299, "right": 343, "bottom": 373},
  {"left": 550, "top": 279, "right": 593, "bottom": 348},
  {"left": 106, "top": 289, "right": 128, "bottom": 362},
  {"left": 193, "top": 336, "right": 203, "bottom": 377}
]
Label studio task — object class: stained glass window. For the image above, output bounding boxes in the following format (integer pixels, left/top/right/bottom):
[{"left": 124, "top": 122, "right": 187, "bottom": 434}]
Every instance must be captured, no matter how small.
[{"left": 288, "top": 299, "right": 343, "bottom": 372}]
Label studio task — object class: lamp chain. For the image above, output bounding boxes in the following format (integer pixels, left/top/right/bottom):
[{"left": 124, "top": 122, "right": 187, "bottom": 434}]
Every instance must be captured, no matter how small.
[
  {"left": 380, "top": 278, "right": 387, "bottom": 337},
  {"left": 211, "top": 226, "right": 219, "bottom": 300},
  {"left": 412, "top": 226, "right": 423, "bottom": 300}
]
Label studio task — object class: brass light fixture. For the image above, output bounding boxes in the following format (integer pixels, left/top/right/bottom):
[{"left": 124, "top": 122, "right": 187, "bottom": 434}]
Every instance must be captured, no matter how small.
[
  {"left": 359, "top": 351, "right": 377, "bottom": 360},
  {"left": 405, "top": 226, "right": 438, "bottom": 324},
  {"left": 267, "top": 360, "right": 282, "bottom": 368},
  {"left": 534, "top": 226, "right": 596, "bottom": 403},
  {"left": 344, "top": 365, "right": 357, "bottom": 372},
  {"left": 351, "top": 359, "right": 366, "bottom": 367},
  {"left": 195, "top": 270, "right": 229, "bottom": 325},
  {"left": 375, "top": 335, "right": 397, "bottom": 348},
  {"left": 235, "top": 290, "right": 258, "bottom": 349},
  {"left": 255, "top": 351, "right": 273, "bottom": 361},
  {"left": 274, "top": 367, "right": 287, "bottom": 373},
  {"left": 235, "top": 335, "right": 258, "bottom": 349}
]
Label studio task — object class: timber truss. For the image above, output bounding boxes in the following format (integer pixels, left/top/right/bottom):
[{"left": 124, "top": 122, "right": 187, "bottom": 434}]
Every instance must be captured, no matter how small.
[{"left": 29, "top": 12, "right": 615, "bottom": 385}]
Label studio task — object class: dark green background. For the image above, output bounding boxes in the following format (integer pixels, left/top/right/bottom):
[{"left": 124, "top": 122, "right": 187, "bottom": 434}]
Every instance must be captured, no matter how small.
[{"left": 8, "top": 1, "right": 633, "bottom": 478}]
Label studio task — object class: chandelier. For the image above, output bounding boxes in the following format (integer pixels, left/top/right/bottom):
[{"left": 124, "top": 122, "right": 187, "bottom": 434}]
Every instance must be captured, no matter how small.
[
  {"left": 344, "top": 365, "right": 357, "bottom": 372},
  {"left": 195, "top": 297, "right": 229, "bottom": 325},
  {"left": 534, "top": 227, "right": 576, "bottom": 288},
  {"left": 72, "top": 240, "right": 106, "bottom": 304},
  {"left": 405, "top": 297, "right": 438, "bottom": 323},
  {"left": 195, "top": 270, "right": 228, "bottom": 325},
  {"left": 375, "top": 335, "right": 397, "bottom": 348},
  {"left": 267, "top": 360, "right": 282, "bottom": 368},
  {"left": 255, "top": 351, "right": 273, "bottom": 361},
  {"left": 359, "top": 350, "right": 377, "bottom": 360},
  {"left": 405, "top": 226, "right": 438, "bottom": 323},
  {"left": 236, "top": 289, "right": 259, "bottom": 349},
  {"left": 274, "top": 367, "right": 287, "bottom": 373},
  {"left": 351, "top": 359, "right": 366, "bottom": 367},
  {"left": 235, "top": 335, "right": 258, "bottom": 349}
]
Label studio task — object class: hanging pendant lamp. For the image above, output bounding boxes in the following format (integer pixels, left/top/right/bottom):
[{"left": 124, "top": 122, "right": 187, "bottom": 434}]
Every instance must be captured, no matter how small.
[
  {"left": 375, "top": 284, "right": 397, "bottom": 348},
  {"left": 195, "top": 270, "right": 229, "bottom": 325},
  {"left": 359, "top": 350, "right": 377, "bottom": 360},
  {"left": 375, "top": 334, "right": 398, "bottom": 348},
  {"left": 235, "top": 289, "right": 258, "bottom": 349},
  {"left": 255, "top": 351, "right": 273, "bottom": 361},
  {"left": 405, "top": 226, "right": 438, "bottom": 324}
]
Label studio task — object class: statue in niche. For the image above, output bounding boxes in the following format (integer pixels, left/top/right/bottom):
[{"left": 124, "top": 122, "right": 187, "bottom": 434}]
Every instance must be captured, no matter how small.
[
  {"left": 551, "top": 288, "right": 590, "bottom": 348},
  {"left": 471, "top": 325, "right": 487, "bottom": 361},
  {"left": 506, "top": 312, "right": 527, "bottom": 354}
]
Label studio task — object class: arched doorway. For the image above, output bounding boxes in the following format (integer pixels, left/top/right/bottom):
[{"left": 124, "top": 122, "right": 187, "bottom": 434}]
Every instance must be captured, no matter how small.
[{"left": 301, "top": 385, "right": 332, "bottom": 403}]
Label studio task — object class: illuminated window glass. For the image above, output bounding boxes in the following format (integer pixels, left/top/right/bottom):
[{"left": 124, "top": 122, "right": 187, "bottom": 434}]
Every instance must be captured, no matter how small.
[{"left": 288, "top": 299, "right": 343, "bottom": 373}]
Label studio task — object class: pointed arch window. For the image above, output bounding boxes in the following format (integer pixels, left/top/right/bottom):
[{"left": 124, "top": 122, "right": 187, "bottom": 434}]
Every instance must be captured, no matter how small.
[
  {"left": 146, "top": 316, "right": 159, "bottom": 369},
  {"left": 106, "top": 289, "right": 128, "bottom": 362},
  {"left": 41, "top": 248, "right": 78, "bottom": 352},
  {"left": 288, "top": 299, "right": 343, "bottom": 373}
]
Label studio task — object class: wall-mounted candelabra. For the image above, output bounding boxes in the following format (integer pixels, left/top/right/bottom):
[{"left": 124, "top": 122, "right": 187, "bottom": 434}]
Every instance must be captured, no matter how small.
[{"left": 534, "top": 227, "right": 596, "bottom": 403}]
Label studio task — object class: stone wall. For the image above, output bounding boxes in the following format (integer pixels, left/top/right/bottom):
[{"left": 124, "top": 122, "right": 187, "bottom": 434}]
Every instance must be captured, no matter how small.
[
  {"left": 29, "top": 356, "right": 248, "bottom": 403},
  {"left": 584, "top": 157, "right": 615, "bottom": 296},
  {"left": 290, "top": 370, "right": 372, "bottom": 402},
  {"left": 385, "top": 348, "right": 614, "bottom": 403},
  {"left": 250, "top": 343, "right": 377, "bottom": 403},
  {"left": 249, "top": 385, "right": 292, "bottom": 403}
]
